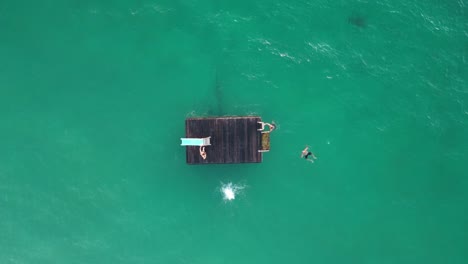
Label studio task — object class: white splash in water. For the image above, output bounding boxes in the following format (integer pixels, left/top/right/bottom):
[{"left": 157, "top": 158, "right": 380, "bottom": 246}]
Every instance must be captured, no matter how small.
[{"left": 220, "top": 182, "right": 244, "bottom": 201}]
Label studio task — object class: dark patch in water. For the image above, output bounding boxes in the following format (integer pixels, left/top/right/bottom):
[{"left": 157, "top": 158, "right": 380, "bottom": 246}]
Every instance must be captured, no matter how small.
[{"left": 348, "top": 14, "right": 367, "bottom": 28}]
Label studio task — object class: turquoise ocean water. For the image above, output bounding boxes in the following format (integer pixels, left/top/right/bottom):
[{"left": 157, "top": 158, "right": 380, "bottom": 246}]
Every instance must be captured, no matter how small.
[{"left": 1, "top": 0, "right": 467, "bottom": 263}]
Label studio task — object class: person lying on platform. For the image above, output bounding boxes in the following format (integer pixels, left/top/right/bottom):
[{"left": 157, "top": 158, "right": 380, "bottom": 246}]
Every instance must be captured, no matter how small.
[
  {"left": 199, "top": 146, "right": 207, "bottom": 160},
  {"left": 258, "top": 121, "right": 276, "bottom": 133},
  {"left": 301, "top": 146, "right": 317, "bottom": 163}
]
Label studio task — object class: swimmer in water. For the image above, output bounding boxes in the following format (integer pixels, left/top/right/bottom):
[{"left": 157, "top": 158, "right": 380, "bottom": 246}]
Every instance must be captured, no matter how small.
[
  {"left": 269, "top": 122, "right": 276, "bottom": 132},
  {"left": 301, "top": 146, "right": 317, "bottom": 162},
  {"left": 258, "top": 121, "right": 276, "bottom": 133}
]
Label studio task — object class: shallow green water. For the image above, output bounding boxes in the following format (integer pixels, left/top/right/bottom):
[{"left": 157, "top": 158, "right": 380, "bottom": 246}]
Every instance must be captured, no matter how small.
[{"left": 1, "top": 0, "right": 467, "bottom": 263}]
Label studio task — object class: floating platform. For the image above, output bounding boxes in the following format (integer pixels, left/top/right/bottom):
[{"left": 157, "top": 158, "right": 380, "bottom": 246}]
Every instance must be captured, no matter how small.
[{"left": 183, "top": 116, "right": 271, "bottom": 164}]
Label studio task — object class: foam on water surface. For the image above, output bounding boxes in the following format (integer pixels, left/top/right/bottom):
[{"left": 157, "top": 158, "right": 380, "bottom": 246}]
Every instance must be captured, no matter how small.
[{"left": 220, "top": 182, "right": 244, "bottom": 201}]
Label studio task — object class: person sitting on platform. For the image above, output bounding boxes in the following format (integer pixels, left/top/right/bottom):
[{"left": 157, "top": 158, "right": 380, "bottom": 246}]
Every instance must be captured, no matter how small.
[
  {"left": 301, "top": 146, "right": 317, "bottom": 163},
  {"left": 199, "top": 146, "right": 207, "bottom": 160},
  {"left": 258, "top": 121, "right": 276, "bottom": 133}
]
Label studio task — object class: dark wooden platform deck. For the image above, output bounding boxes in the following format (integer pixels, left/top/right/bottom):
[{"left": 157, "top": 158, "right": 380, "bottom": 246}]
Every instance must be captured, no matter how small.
[{"left": 184, "top": 116, "right": 262, "bottom": 164}]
